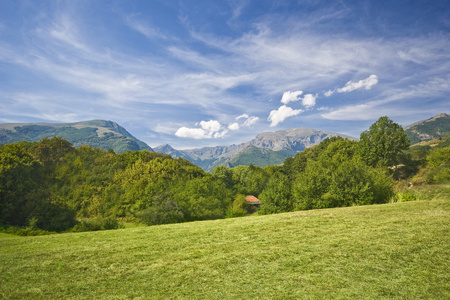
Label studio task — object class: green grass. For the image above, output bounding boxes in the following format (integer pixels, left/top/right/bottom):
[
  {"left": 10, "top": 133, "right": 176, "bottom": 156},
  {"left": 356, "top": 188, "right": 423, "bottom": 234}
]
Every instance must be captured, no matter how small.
[{"left": 1, "top": 195, "right": 449, "bottom": 299}]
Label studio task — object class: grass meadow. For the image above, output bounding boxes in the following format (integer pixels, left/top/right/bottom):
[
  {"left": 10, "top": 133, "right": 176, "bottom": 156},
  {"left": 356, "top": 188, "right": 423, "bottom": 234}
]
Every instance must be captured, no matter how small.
[{"left": 1, "top": 185, "right": 449, "bottom": 299}]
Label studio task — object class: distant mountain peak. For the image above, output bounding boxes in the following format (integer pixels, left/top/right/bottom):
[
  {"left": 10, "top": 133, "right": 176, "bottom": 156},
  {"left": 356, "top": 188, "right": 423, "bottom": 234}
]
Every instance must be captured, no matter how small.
[
  {"left": 156, "top": 127, "right": 355, "bottom": 171},
  {"left": 404, "top": 113, "right": 449, "bottom": 144}
]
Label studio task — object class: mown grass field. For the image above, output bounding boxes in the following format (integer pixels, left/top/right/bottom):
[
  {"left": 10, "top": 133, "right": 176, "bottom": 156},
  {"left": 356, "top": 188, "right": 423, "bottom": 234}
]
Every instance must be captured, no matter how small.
[{"left": 1, "top": 187, "right": 449, "bottom": 299}]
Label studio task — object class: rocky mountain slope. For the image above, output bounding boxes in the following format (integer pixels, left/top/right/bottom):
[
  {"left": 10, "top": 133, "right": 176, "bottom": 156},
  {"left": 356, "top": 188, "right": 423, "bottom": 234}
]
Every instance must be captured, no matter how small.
[
  {"left": 404, "top": 113, "right": 449, "bottom": 144},
  {"left": 156, "top": 128, "right": 355, "bottom": 171},
  {"left": 0, "top": 120, "right": 153, "bottom": 153}
]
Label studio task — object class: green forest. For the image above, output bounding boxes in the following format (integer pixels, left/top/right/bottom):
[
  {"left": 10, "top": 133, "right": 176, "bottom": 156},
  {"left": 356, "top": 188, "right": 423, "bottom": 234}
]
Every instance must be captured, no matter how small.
[{"left": 1, "top": 117, "right": 449, "bottom": 235}]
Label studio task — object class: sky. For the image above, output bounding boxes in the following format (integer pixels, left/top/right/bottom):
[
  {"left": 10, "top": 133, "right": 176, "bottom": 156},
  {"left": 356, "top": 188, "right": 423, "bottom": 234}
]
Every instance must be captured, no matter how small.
[{"left": 1, "top": 0, "right": 449, "bottom": 149}]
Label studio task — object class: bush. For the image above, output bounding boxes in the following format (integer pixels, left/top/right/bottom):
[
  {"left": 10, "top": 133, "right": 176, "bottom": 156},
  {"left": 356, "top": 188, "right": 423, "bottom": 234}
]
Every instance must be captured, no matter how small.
[
  {"left": 0, "top": 226, "right": 56, "bottom": 236},
  {"left": 226, "top": 194, "right": 249, "bottom": 218},
  {"left": 71, "top": 216, "right": 123, "bottom": 232},
  {"left": 136, "top": 200, "right": 185, "bottom": 225},
  {"left": 398, "top": 193, "right": 417, "bottom": 202}
]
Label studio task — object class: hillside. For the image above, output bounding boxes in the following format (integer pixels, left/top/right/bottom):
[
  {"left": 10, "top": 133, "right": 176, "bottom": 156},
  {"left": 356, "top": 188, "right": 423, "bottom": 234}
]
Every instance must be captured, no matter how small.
[
  {"left": 156, "top": 128, "right": 355, "bottom": 171},
  {"left": 1, "top": 196, "right": 448, "bottom": 299},
  {"left": 226, "top": 145, "right": 294, "bottom": 167},
  {"left": 404, "top": 113, "right": 450, "bottom": 144},
  {"left": 0, "top": 120, "right": 152, "bottom": 153}
]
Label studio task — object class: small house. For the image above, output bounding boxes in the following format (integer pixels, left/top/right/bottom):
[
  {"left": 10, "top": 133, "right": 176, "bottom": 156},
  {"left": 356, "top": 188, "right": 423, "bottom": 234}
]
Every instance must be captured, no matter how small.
[{"left": 245, "top": 195, "right": 261, "bottom": 211}]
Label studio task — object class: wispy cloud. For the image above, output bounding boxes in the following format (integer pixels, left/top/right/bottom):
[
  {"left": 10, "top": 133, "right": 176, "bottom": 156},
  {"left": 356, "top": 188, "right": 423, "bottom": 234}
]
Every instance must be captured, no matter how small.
[
  {"left": 337, "top": 74, "right": 379, "bottom": 93},
  {"left": 124, "top": 15, "right": 167, "bottom": 39},
  {"left": 230, "top": 114, "right": 259, "bottom": 129},
  {"left": 236, "top": 114, "right": 249, "bottom": 120},
  {"left": 322, "top": 76, "right": 450, "bottom": 120},
  {"left": 244, "top": 116, "right": 259, "bottom": 126},
  {"left": 324, "top": 75, "right": 379, "bottom": 97}
]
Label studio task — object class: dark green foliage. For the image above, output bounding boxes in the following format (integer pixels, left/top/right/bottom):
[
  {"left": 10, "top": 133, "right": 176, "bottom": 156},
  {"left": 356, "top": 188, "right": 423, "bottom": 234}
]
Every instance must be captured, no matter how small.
[
  {"left": 292, "top": 138, "right": 394, "bottom": 210},
  {"left": 71, "top": 216, "right": 123, "bottom": 232},
  {"left": 136, "top": 198, "right": 185, "bottom": 225},
  {"left": 259, "top": 171, "right": 292, "bottom": 214},
  {"left": 226, "top": 194, "right": 249, "bottom": 217},
  {"left": 0, "top": 142, "right": 77, "bottom": 232},
  {"left": 0, "top": 137, "right": 223, "bottom": 232},
  {"left": 231, "top": 164, "right": 269, "bottom": 197},
  {"left": 173, "top": 176, "right": 233, "bottom": 221},
  {"left": 359, "top": 116, "right": 410, "bottom": 167},
  {"left": 212, "top": 166, "right": 234, "bottom": 189}
]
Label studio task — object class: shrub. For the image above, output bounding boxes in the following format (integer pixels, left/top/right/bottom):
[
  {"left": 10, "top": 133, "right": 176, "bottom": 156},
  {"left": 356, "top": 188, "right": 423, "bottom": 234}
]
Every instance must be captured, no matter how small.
[
  {"left": 226, "top": 194, "right": 249, "bottom": 218},
  {"left": 136, "top": 200, "right": 185, "bottom": 225},
  {"left": 399, "top": 193, "right": 417, "bottom": 202},
  {"left": 71, "top": 216, "right": 123, "bottom": 232}
]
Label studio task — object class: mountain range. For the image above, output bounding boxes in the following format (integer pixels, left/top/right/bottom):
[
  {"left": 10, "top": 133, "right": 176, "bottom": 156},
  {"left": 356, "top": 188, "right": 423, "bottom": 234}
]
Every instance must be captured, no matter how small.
[
  {"left": 155, "top": 128, "right": 356, "bottom": 171},
  {"left": 1, "top": 113, "right": 448, "bottom": 171},
  {"left": 0, "top": 120, "right": 152, "bottom": 153}
]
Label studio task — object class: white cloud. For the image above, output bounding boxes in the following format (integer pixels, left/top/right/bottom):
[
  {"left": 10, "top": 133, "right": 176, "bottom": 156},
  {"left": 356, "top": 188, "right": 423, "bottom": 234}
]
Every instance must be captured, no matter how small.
[
  {"left": 337, "top": 74, "right": 379, "bottom": 93},
  {"left": 214, "top": 130, "right": 228, "bottom": 138},
  {"left": 324, "top": 90, "right": 334, "bottom": 97},
  {"left": 175, "top": 127, "right": 209, "bottom": 139},
  {"left": 244, "top": 116, "right": 259, "bottom": 126},
  {"left": 228, "top": 122, "right": 240, "bottom": 130},
  {"left": 232, "top": 114, "right": 259, "bottom": 128},
  {"left": 268, "top": 105, "right": 303, "bottom": 127},
  {"left": 281, "top": 90, "right": 303, "bottom": 104},
  {"left": 175, "top": 120, "right": 227, "bottom": 139},
  {"left": 302, "top": 94, "right": 317, "bottom": 107},
  {"left": 199, "top": 120, "right": 221, "bottom": 133},
  {"left": 236, "top": 113, "right": 249, "bottom": 120}
]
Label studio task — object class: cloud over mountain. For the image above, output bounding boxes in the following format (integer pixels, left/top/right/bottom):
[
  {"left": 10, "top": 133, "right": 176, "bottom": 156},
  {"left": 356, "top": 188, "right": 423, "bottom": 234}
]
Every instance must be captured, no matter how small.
[
  {"left": 268, "top": 105, "right": 303, "bottom": 127},
  {"left": 175, "top": 120, "right": 228, "bottom": 139}
]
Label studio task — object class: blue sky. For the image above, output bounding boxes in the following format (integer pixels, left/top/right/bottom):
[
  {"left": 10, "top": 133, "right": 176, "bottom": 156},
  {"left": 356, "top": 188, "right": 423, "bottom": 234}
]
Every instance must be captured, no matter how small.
[{"left": 1, "top": 0, "right": 449, "bottom": 149}]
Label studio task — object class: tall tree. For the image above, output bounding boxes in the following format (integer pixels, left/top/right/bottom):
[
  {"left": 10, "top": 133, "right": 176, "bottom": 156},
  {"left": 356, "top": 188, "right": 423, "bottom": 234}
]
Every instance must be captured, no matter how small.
[{"left": 358, "top": 116, "right": 410, "bottom": 167}]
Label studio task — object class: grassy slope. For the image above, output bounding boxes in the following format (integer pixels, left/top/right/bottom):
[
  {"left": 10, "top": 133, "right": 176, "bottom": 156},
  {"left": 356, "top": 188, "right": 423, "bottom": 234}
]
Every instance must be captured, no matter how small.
[{"left": 1, "top": 193, "right": 449, "bottom": 299}]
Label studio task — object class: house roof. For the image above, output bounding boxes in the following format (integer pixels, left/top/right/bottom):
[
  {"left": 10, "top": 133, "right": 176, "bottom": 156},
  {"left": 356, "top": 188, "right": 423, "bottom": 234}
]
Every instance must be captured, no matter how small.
[{"left": 245, "top": 195, "right": 261, "bottom": 204}]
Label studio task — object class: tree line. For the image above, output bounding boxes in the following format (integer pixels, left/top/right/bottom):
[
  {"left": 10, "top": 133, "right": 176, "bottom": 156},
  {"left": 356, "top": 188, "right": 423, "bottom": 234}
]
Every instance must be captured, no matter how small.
[{"left": 1, "top": 116, "right": 448, "bottom": 234}]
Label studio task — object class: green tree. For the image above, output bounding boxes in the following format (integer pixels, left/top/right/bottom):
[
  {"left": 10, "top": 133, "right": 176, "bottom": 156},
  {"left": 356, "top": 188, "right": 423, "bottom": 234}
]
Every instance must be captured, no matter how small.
[
  {"left": 227, "top": 194, "right": 249, "bottom": 217},
  {"left": 0, "top": 144, "right": 42, "bottom": 226},
  {"left": 212, "top": 166, "right": 234, "bottom": 189},
  {"left": 0, "top": 143, "right": 77, "bottom": 231},
  {"left": 292, "top": 138, "right": 394, "bottom": 210},
  {"left": 174, "top": 176, "right": 232, "bottom": 221},
  {"left": 259, "top": 171, "right": 293, "bottom": 214},
  {"left": 359, "top": 116, "right": 410, "bottom": 167},
  {"left": 231, "top": 164, "right": 269, "bottom": 196}
]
